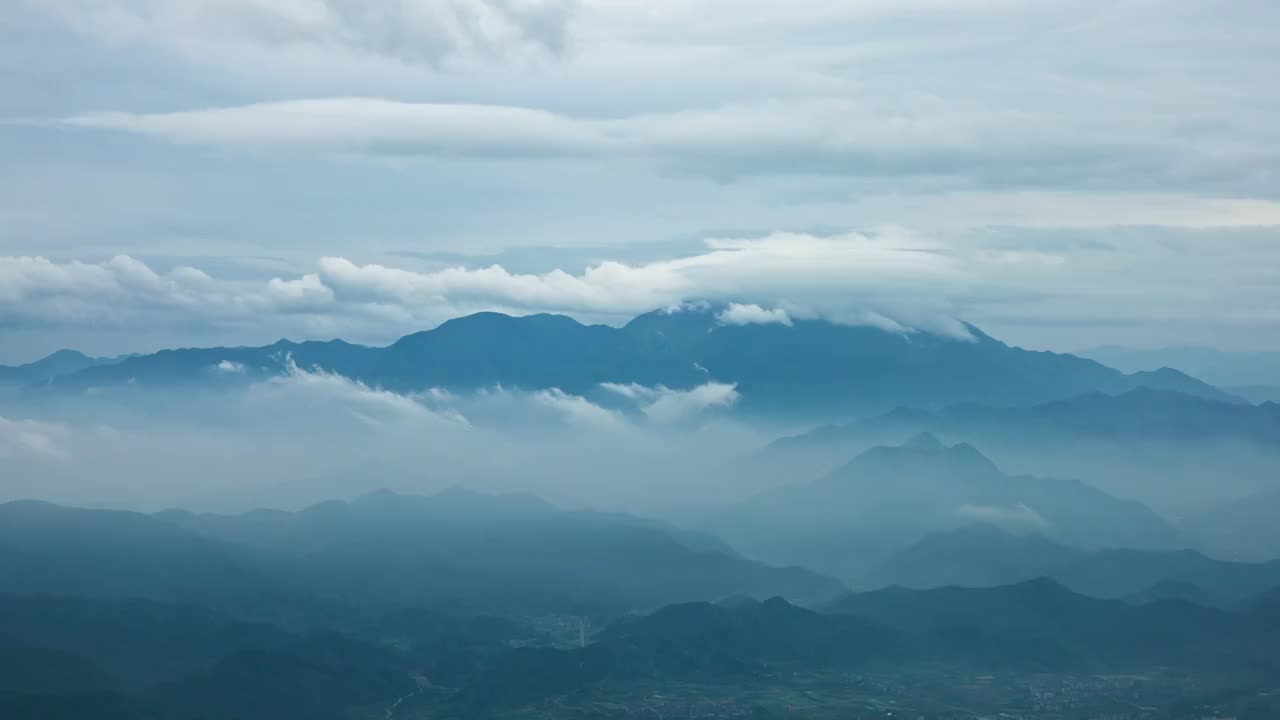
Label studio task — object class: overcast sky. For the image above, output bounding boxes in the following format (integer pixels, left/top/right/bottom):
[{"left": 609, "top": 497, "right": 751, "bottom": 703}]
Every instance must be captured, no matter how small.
[{"left": 3, "top": 0, "right": 1279, "bottom": 363}]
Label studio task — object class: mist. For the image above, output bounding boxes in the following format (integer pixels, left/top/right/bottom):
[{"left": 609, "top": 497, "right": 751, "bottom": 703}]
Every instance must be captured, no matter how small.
[{"left": 6, "top": 2, "right": 1280, "bottom": 714}]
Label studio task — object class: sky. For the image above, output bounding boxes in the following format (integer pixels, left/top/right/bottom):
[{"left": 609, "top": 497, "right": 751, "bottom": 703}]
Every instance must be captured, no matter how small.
[{"left": 3, "top": 0, "right": 1280, "bottom": 363}]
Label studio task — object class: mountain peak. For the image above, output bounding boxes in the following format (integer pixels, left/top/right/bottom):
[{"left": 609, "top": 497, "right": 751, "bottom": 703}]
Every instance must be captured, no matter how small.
[
  {"left": 42, "top": 349, "right": 92, "bottom": 362},
  {"left": 902, "top": 431, "right": 945, "bottom": 452}
]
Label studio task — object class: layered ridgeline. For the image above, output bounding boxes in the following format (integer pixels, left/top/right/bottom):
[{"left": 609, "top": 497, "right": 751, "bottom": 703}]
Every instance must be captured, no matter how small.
[
  {"left": 9, "top": 306, "right": 1233, "bottom": 417},
  {"left": 1184, "top": 486, "right": 1280, "bottom": 562},
  {"left": 759, "top": 388, "right": 1280, "bottom": 518},
  {"left": 866, "top": 525, "right": 1280, "bottom": 606},
  {"left": 7, "top": 580, "right": 1280, "bottom": 719},
  {"left": 0, "top": 489, "right": 841, "bottom": 619},
  {"left": 714, "top": 434, "right": 1185, "bottom": 581},
  {"left": 0, "top": 349, "right": 125, "bottom": 388},
  {"left": 6, "top": 491, "right": 1280, "bottom": 719}
]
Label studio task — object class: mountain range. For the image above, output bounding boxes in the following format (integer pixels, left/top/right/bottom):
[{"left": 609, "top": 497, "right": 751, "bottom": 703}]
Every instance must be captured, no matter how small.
[
  {"left": 866, "top": 525, "right": 1280, "bottom": 604},
  {"left": 1083, "top": 345, "right": 1280, "bottom": 388},
  {"left": 1183, "top": 486, "right": 1280, "bottom": 561},
  {"left": 6, "top": 307, "right": 1240, "bottom": 418},
  {"left": 0, "top": 488, "right": 840, "bottom": 619},
  {"left": 0, "top": 349, "right": 123, "bottom": 389},
  {"left": 462, "top": 580, "right": 1280, "bottom": 712},
  {"left": 759, "top": 388, "right": 1280, "bottom": 515},
  {"left": 712, "top": 434, "right": 1183, "bottom": 581},
  {"left": 6, "top": 491, "right": 1280, "bottom": 719}
]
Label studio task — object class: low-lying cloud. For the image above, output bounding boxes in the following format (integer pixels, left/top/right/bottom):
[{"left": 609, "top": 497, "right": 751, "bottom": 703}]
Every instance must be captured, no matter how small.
[
  {"left": 0, "top": 228, "right": 967, "bottom": 343},
  {"left": 600, "top": 382, "right": 741, "bottom": 424},
  {"left": 955, "top": 502, "right": 1052, "bottom": 533},
  {"left": 7, "top": 226, "right": 1280, "bottom": 360},
  {"left": 0, "top": 416, "right": 71, "bottom": 462},
  {"left": 247, "top": 355, "right": 471, "bottom": 429},
  {"left": 716, "top": 303, "right": 792, "bottom": 327}
]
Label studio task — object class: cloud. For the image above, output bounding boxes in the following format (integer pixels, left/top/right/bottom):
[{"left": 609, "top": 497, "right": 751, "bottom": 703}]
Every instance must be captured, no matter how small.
[
  {"left": 955, "top": 502, "right": 1051, "bottom": 533},
  {"left": 600, "top": 381, "right": 741, "bottom": 424},
  {"left": 33, "top": 0, "right": 576, "bottom": 70},
  {"left": 11, "top": 224, "right": 1280, "bottom": 355},
  {"left": 1, "top": 227, "right": 972, "bottom": 342},
  {"left": 215, "top": 360, "right": 246, "bottom": 373},
  {"left": 306, "top": 227, "right": 968, "bottom": 336},
  {"left": 0, "top": 416, "right": 72, "bottom": 462},
  {"left": 56, "top": 96, "right": 1221, "bottom": 189},
  {"left": 532, "top": 388, "right": 624, "bottom": 429},
  {"left": 249, "top": 355, "right": 470, "bottom": 428},
  {"left": 716, "top": 303, "right": 792, "bottom": 327}
]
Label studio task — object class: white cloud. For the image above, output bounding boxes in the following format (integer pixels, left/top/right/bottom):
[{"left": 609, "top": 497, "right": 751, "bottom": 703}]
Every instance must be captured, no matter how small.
[
  {"left": 532, "top": 387, "right": 624, "bottom": 429},
  {"left": 32, "top": 0, "right": 575, "bottom": 70},
  {"left": 955, "top": 502, "right": 1051, "bottom": 533},
  {"left": 600, "top": 381, "right": 740, "bottom": 424},
  {"left": 0, "top": 416, "right": 72, "bottom": 462},
  {"left": 56, "top": 95, "right": 1220, "bottom": 188},
  {"left": 215, "top": 360, "right": 246, "bottom": 373},
  {"left": 716, "top": 303, "right": 792, "bottom": 327},
  {"left": 303, "top": 228, "right": 966, "bottom": 336},
  {"left": 250, "top": 355, "right": 471, "bottom": 428},
  {"left": 11, "top": 225, "right": 1280, "bottom": 354}
]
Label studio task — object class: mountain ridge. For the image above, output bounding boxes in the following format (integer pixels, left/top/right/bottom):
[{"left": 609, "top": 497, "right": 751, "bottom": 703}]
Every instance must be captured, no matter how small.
[{"left": 23, "top": 307, "right": 1236, "bottom": 418}]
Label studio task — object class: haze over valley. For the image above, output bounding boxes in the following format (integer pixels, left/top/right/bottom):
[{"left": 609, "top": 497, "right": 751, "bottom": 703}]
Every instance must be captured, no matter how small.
[{"left": 4, "top": 1, "right": 1280, "bottom": 718}]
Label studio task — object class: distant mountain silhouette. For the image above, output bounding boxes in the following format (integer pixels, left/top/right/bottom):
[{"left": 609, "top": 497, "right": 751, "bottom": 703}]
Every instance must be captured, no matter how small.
[
  {"left": 0, "top": 500, "right": 299, "bottom": 618},
  {"left": 715, "top": 436, "right": 1183, "bottom": 580},
  {"left": 461, "top": 580, "right": 1280, "bottom": 711},
  {"left": 0, "top": 595, "right": 293, "bottom": 692},
  {"left": 1083, "top": 345, "right": 1280, "bottom": 388},
  {"left": 0, "top": 350, "right": 117, "bottom": 387},
  {"left": 760, "top": 388, "right": 1280, "bottom": 513},
  {"left": 1230, "top": 385, "right": 1280, "bottom": 404},
  {"left": 823, "top": 579, "right": 1270, "bottom": 672},
  {"left": 774, "top": 388, "right": 1280, "bottom": 457},
  {"left": 457, "top": 596, "right": 894, "bottom": 710},
  {"left": 867, "top": 525, "right": 1280, "bottom": 604},
  {"left": 1184, "top": 486, "right": 1280, "bottom": 561},
  {"left": 31, "top": 307, "right": 1234, "bottom": 417},
  {"left": 0, "top": 488, "right": 836, "bottom": 617}
]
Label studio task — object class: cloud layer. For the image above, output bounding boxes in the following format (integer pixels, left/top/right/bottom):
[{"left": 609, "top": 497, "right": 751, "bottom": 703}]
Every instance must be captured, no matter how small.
[
  {"left": 62, "top": 94, "right": 1277, "bottom": 192},
  {"left": 0, "top": 228, "right": 969, "bottom": 341},
  {"left": 7, "top": 224, "right": 1280, "bottom": 359},
  {"left": 0, "top": 416, "right": 71, "bottom": 462},
  {"left": 33, "top": 0, "right": 575, "bottom": 68},
  {"left": 4, "top": 0, "right": 1280, "bottom": 358}
]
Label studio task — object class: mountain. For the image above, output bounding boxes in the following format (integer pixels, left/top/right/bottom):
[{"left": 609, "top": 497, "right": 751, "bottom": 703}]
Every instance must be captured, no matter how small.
[
  {"left": 0, "top": 500, "right": 305, "bottom": 620},
  {"left": 0, "top": 595, "right": 294, "bottom": 692},
  {"left": 867, "top": 526, "right": 1280, "bottom": 603},
  {"left": 1083, "top": 345, "right": 1280, "bottom": 388},
  {"left": 0, "top": 622, "right": 416, "bottom": 720},
  {"left": 865, "top": 525, "right": 1082, "bottom": 590},
  {"left": 0, "top": 350, "right": 114, "bottom": 387},
  {"left": 145, "top": 631, "right": 413, "bottom": 720},
  {"left": 156, "top": 488, "right": 844, "bottom": 614},
  {"left": 823, "top": 579, "right": 1271, "bottom": 672},
  {"left": 715, "top": 435, "right": 1183, "bottom": 581},
  {"left": 6, "top": 579, "right": 1280, "bottom": 719},
  {"left": 457, "top": 596, "right": 894, "bottom": 711},
  {"left": 462, "top": 581, "right": 1280, "bottom": 712},
  {"left": 1122, "top": 580, "right": 1225, "bottom": 608},
  {"left": 772, "top": 389, "right": 1280, "bottom": 461},
  {"left": 1230, "top": 384, "right": 1280, "bottom": 404},
  {"left": 1184, "top": 486, "right": 1280, "bottom": 561},
  {"left": 1, "top": 491, "right": 839, "bottom": 621},
  {"left": 34, "top": 307, "right": 1234, "bottom": 418},
  {"left": 761, "top": 389, "right": 1280, "bottom": 513}
]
